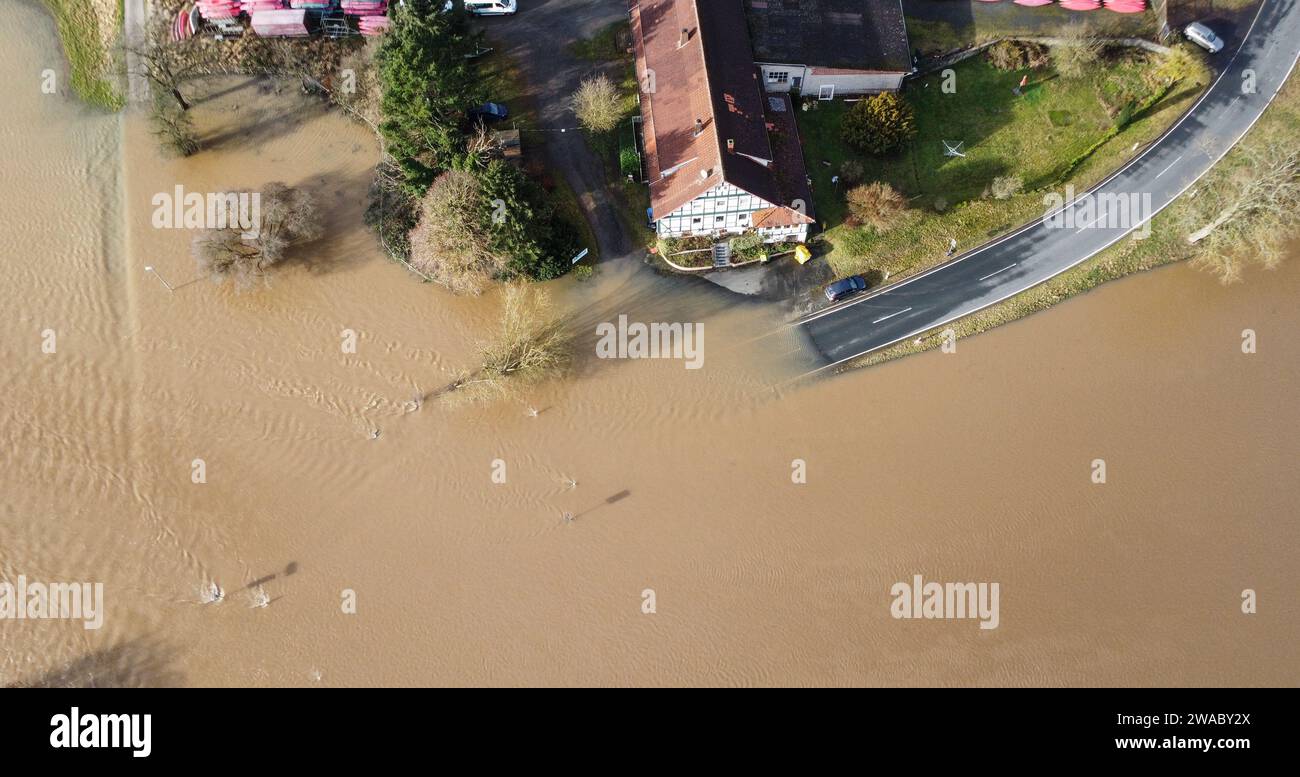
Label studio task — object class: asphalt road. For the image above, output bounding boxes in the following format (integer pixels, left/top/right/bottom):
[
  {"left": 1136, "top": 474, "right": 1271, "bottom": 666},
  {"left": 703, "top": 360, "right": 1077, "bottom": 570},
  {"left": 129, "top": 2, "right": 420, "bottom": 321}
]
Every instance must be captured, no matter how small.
[{"left": 799, "top": 0, "right": 1300, "bottom": 371}]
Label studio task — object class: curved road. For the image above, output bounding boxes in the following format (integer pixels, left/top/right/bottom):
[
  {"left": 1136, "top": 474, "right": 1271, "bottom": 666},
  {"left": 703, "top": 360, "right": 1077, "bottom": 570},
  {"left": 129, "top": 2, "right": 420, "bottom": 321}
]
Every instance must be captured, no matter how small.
[{"left": 799, "top": 0, "right": 1300, "bottom": 371}]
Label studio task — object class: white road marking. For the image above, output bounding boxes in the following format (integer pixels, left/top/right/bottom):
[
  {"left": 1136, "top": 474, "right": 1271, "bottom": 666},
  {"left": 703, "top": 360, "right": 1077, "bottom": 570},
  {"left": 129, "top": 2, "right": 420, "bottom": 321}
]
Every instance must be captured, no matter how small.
[
  {"left": 872, "top": 308, "right": 913, "bottom": 324},
  {"left": 1075, "top": 212, "right": 1104, "bottom": 232},
  {"left": 1155, "top": 155, "right": 1183, "bottom": 179},
  {"left": 978, "top": 263, "right": 1017, "bottom": 282}
]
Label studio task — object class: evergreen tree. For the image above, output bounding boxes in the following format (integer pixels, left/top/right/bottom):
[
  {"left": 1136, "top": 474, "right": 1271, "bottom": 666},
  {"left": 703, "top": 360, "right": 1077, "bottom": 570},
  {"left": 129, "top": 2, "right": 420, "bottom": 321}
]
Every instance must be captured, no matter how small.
[
  {"left": 377, "top": 0, "right": 486, "bottom": 194},
  {"left": 841, "top": 92, "right": 917, "bottom": 156},
  {"left": 478, "top": 162, "right": 579, "bottom": 281}
]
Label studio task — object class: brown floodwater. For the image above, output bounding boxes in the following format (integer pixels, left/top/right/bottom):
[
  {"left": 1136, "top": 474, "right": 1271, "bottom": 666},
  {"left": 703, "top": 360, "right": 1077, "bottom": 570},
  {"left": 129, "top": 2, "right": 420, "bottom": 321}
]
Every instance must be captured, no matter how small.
[{"left": 2, "top": 1, "right": 1296, "bottom": 686}]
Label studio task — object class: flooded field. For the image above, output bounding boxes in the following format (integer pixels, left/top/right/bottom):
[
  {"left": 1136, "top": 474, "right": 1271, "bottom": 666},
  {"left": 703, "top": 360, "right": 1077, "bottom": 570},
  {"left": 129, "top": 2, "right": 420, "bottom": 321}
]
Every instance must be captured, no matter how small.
[{"left": 2, "top": 1, "right": 1296, "bottom": 686}]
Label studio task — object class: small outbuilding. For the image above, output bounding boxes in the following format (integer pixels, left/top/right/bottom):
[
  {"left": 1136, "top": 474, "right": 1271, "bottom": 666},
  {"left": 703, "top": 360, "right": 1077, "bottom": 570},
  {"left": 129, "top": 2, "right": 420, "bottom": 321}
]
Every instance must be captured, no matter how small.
[{"left": 492, "top": 129, "right": 523, "bottom": 163}]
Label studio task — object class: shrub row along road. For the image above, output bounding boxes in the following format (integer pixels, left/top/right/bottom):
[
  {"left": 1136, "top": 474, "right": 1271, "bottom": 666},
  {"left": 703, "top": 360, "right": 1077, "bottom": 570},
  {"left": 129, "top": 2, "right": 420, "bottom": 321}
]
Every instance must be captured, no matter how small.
[{"left": 798, "top": 0, "right": 1300, "bottom": 372}]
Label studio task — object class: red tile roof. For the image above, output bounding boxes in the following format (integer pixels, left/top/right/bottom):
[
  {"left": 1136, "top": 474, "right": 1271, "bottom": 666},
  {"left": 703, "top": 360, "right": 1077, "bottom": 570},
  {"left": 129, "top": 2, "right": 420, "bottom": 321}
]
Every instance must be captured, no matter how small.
[{"left": 632, "top": 0, "right": 813, "bottom": 225}]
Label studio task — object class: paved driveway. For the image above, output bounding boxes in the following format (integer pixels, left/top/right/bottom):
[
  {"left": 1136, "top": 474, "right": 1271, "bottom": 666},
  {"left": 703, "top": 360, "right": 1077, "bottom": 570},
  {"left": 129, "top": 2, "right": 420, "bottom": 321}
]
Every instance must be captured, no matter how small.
[{"left": 475, "top": 0, "right": 635, "bottom": 260}]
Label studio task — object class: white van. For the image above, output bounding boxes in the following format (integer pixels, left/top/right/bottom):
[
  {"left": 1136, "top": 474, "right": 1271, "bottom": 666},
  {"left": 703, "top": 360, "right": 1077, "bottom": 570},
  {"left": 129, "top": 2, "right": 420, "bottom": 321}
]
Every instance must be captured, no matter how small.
[{"left": 463, "top": 0, "right": 517, "bottom": 15}]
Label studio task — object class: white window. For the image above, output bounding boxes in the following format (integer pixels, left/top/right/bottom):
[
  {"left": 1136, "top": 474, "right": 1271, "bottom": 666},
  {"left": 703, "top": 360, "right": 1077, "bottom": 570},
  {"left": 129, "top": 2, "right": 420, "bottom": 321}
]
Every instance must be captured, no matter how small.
[
  {"left": 766, "top": 71, "right": 790, "bottom": 85},
  {"left": 818, "top": 84, "right": 835, "bottom": 101}
]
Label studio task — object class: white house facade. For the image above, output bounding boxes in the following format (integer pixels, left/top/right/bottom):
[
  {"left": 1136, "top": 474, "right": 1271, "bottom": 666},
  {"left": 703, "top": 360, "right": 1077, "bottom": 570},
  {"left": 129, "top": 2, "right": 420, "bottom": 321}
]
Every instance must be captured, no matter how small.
[
  {"left": 757, "top": 64, "right": 908, "bottom": 99},
  {"left": 747, "top": 0, "right": 913, "bottom": 99},
  {"left": 655, "top": 182, "right": 810, "bottom": 244}
]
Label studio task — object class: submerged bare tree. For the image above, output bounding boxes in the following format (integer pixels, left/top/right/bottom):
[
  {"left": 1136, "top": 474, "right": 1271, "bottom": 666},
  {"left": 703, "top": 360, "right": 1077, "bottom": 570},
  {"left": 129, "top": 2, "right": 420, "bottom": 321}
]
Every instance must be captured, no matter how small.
[
  {"left": 192, "top": 183, "right": 322, "bottom": 289},
  {"left": 479, "top": 286, "right": 571, "bottom": 378},
  {"left": 150, "top": 94, "right": 200, "bottom": 157},
  {"left": 446, "top": 285, "right": 572, "bottom": 402},
  {"left": 1181, "top": 144, "right": 1300, "bottom": 283}
]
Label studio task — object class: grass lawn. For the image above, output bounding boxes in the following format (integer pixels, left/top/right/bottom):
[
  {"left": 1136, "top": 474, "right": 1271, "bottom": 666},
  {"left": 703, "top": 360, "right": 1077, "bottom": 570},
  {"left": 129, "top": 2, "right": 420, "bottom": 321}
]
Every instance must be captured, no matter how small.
[
  {"left": 799, "top": 48, "right": 1210, "bottom": 280},
  {"left": 567, "top": 20, "right": 628, "bottom": 62},
  {"left": 41, "top": 0, "right": 124, "bottom": 110}
]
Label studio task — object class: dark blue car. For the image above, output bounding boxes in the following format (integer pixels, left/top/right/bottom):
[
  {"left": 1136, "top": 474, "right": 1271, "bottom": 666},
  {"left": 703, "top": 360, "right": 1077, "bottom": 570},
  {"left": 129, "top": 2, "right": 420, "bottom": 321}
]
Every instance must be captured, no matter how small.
[
  {"left": 470, "top": 102, "right": 509, "bottom": 122},
  {"left": 824, "top": 275, "right": 868, "bottom": 303}
]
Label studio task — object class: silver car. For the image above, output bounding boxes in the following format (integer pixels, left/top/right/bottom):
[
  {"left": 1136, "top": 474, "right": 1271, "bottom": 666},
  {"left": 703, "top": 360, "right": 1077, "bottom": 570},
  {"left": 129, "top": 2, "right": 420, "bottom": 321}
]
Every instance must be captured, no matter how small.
[{"left": 1185, "top": 22, "right": 1225, "bottom": 54}]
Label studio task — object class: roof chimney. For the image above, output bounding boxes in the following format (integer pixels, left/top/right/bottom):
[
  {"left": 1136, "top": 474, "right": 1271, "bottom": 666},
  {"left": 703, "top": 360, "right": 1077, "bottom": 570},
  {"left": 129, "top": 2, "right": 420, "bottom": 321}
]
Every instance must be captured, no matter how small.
[
  {"left": 694, "top": 118, "right": 704, "bottom": 137},
  {"left": 678, "top": 27, "right": 690, "bottom": 49},
  {"left": 727, "top": 139, "right": 735, "bottom": 153}
]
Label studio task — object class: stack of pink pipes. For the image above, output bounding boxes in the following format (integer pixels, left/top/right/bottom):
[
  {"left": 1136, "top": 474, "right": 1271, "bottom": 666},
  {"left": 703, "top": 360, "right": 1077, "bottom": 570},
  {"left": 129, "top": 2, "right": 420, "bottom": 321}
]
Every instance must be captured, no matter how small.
[{"left": 972, "top": 0, "right": 1148, "bottom": 10}]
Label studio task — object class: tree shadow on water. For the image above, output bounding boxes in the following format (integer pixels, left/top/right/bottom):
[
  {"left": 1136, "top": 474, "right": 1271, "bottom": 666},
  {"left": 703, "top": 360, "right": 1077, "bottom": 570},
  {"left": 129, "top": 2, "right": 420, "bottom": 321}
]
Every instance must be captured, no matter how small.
[
  {"left": 572, "top": 489, "right": 632, "bottom": 521},
  {"left": 7, "top": 635, "right": 184, "bottom": 689},
  {"left": 278, "top": 166, "right": 388, "bottom": 277},
  {"left": 244, "top": 561, "right": 299, "bottom": 591},
  {"left": 195, "top": 77, "right": 333, "bottom": 154}
]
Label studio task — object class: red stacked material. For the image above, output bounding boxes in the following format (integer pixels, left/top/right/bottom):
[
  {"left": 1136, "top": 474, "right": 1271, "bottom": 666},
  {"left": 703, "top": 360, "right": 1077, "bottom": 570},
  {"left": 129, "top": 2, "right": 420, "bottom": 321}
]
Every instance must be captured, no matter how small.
[
  {"left": 340, "top": 1, "right": 387, "bottom": 14},
  {"left": 241, "top": 0, "right": 288, "bottom": 12},
  {"left": 1103, "top": 0, "right": 1146, "bottom": 12},
  {"left": 172, "top": 5, "right": 195, "bottom": 40},
  {"left": 197, "top": 0, "right": 242, "bottom": 18},
  {"left": 357, "top": 15, "right": 390, "bottom": 35},
  {"left": 251, "top": 8, "right": 310, "bottom": 36},
  {"left": 1014, "top": 0, "right": 1055, "bottom": 6},
  {"left": 1059, "top": 0, "right": 1102, "bottom": 9}
]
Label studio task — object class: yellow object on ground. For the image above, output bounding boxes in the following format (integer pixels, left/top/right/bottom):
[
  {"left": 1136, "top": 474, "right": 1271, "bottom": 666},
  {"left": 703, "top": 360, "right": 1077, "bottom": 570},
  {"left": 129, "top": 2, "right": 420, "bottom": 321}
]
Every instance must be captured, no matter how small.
[{"left": 795, "top": 244, "right": 812, "bottom": 265}]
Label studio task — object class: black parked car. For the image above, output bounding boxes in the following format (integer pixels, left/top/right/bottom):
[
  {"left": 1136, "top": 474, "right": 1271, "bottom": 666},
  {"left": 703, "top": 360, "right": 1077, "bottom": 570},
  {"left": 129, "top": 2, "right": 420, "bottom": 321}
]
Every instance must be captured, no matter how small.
[{"left": 824, "top": 275, "right": 868, "bottom": 303}]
